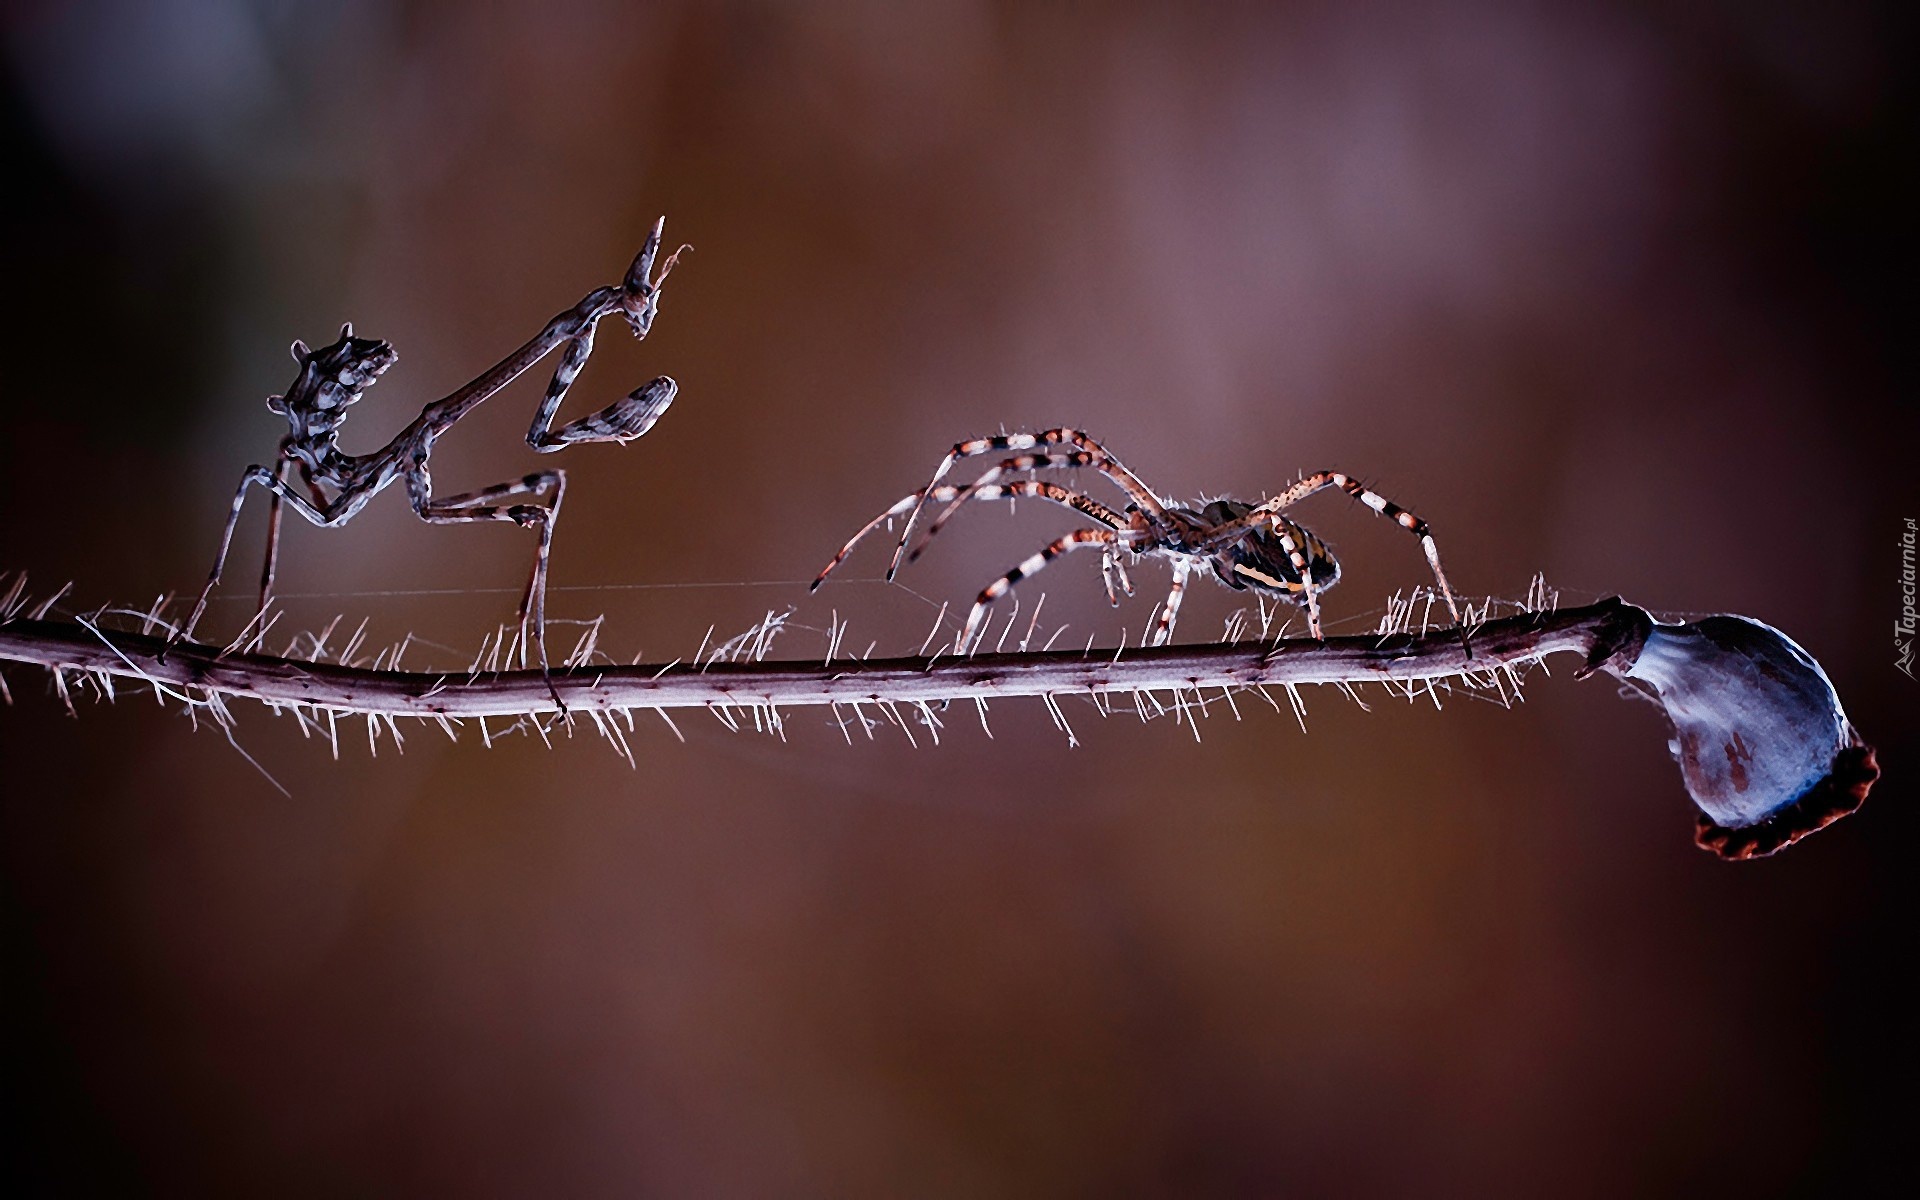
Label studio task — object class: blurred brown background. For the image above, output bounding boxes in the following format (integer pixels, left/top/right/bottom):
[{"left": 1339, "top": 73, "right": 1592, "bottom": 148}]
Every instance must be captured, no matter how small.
[{"left": 2, "top": 1, "right": 1913, "bottom": 1194}]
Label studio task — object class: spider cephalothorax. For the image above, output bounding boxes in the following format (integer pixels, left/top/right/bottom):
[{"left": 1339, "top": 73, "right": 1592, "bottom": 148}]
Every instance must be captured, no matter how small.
[
  {"left": 813, "top": 428, "right": 1458, "bottom": 653},
  {"left": 176, "top": 217, "right": 690, "bottom": 707}
]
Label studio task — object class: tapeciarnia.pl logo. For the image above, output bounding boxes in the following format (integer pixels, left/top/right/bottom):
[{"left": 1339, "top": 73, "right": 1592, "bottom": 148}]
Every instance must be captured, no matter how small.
[{"left": 1899, "top": 517, "right": 1916, "bottom": 679}]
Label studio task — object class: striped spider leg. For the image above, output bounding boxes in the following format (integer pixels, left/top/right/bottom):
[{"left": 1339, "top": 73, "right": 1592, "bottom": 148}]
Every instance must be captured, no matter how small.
[
  {"left": 1190, "top": 471, "right": 1463, "bottom": 640},
  {"left": 812, "top": 452, "right": 1128, "bottom": 589},
  {"left": 173, "top": 217, "right": 691, "bottom": 708},
  {"left": 886, "top": 428, "right": 1171, "bottom": 580},
  {"left": 818, "top": 431, "right": 1188, "bottom": 652},
  {"left": 957, "top": 528, "right": 1124, "bottom": 653},
  {"left": 893, "top": 430, "right": 1200, "bottom": 650},
  {"left": 906, "top": 447, "right": 1106, "bottom": 566}
]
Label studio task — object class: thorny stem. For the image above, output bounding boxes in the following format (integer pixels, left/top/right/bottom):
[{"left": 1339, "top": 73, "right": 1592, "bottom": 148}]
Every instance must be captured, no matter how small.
[
  {"left": 0, "top": 594, "right": 1878, "bottom": 859},
  {"left": 3, "top": 599, "right": 1645, "bottom": 718}
]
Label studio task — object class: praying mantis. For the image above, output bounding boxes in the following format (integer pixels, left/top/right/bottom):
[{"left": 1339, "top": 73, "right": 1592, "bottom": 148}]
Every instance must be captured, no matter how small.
[{"left": 173, "top": 217, "right": 690, "bottom": 705}]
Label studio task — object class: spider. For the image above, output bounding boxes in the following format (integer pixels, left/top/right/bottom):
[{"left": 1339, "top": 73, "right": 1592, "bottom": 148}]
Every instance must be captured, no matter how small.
[
  {"left": 172, "top": 217, "right": 691, "bottom": 698},
  {"left": 811, "top": 428, "right": 1464, "bottom": 654}
]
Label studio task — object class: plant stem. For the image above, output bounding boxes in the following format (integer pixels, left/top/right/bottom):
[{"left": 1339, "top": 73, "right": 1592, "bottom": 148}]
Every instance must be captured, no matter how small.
[
  {"left": 0, "top": 599, "right": 1648, "bottom": 718},
  {"left": 1, "top": 595, "right": 1879, "bottom": 858}
]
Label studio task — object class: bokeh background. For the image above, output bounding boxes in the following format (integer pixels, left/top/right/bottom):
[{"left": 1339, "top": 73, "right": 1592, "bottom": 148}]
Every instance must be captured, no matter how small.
[{"left": 2, "top": 1, "right": 1913, "bottom": 1194}]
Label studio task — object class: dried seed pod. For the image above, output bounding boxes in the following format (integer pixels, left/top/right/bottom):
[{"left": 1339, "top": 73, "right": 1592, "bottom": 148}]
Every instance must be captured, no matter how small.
[{"left": 1614, "top": 615, "right": 1878, "bottom": 859}]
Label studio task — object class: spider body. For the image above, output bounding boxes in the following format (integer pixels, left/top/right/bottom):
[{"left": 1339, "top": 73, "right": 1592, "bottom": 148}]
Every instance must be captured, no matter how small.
[
  {"left": 812, "top": 428, "right": 1460, "bottom": 653},
  {"left": 175, "top": 218, "right": 691, "bottom": 702},
  {"left": 1184, "top": 499, "right": 1341, "bottom": 597}
]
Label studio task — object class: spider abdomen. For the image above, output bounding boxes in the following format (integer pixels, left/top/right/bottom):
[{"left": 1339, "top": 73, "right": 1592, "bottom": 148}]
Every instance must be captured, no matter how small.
[
  {"left": 1195, "top": 500, "right": 1340, "bottom": 599},
  {"left": 1213, "top": 532, "right": 1340, "bottom": 597}
]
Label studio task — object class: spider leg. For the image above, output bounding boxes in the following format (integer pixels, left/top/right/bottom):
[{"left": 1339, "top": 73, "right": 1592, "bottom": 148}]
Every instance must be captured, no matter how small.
[
  {"left": 811, "top": 462, "right": 1123, "bottom": 591},
  {"left": 908, "top": 449, "right": 1099, "bottom": 563},
  {"left": 1100, "top": 548, "right": 1134, "bottom": 605},
  {"left": 1150, "top": 559, "right": 1193, "bottom": 647},
  {"left": 1287, "top": 473, "right": 1460, "bottom": 626},
  {"left": 958, "top": 528, "right": 1118, "bottom": 654},
  {"left": 1200, "top": 471, "right": 1463, "bottom": 633},
  {"left": 1270, "top": 520, "right": 1325, "bottom": 639},
  {"left": 890, "top": 429, "right": 1164, "bottom": 581},
  {"left": 907, "top": 453, "right": 1133, "bottom": 566}
]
